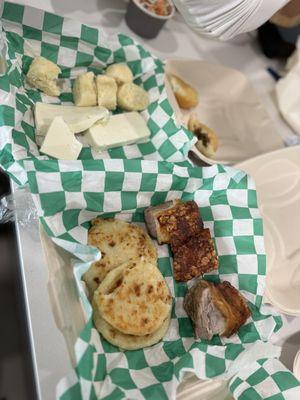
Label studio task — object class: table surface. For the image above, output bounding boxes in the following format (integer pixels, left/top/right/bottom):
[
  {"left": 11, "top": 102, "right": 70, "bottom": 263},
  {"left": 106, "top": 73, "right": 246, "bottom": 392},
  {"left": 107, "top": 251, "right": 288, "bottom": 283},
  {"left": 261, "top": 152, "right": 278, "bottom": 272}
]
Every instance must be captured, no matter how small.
[{"left": 9, "top": 1, "right": 300, "bottom": 399}]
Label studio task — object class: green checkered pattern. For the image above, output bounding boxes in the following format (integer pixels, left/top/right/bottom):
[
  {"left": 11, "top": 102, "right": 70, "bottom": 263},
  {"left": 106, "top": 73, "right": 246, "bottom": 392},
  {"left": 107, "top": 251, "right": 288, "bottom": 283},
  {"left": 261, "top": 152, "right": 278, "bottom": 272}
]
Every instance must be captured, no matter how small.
[
  {"left": 0, "top": 1, "right": 196, "bottom": 185},
  {"left": 230, "top": 358, "right": 300, "bottom": 400},
  {"left": 23, "top": 157, "right": 298, "bottom": 400}
]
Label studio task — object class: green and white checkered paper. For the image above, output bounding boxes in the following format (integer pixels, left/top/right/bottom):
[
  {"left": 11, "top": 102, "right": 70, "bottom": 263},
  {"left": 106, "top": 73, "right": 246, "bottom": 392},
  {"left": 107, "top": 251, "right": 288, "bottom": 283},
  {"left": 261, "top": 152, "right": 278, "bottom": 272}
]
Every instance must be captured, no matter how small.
[
  {"left": 0, "top": 1, "right": 195, "bottom": 185},
  {"left": 24, "top": 157, "right": 300, "bottom": 399},
  {"left": 229, "top": 358, "right": 300, "bottom": 400}
]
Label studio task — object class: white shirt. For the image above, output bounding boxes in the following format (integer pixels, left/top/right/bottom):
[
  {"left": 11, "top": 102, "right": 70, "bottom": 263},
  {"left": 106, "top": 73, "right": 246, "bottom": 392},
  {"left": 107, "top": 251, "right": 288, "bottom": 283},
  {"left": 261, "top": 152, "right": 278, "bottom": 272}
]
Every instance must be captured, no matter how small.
[{"left": 173, "top": 0, "right": 291, "bottom": 40}]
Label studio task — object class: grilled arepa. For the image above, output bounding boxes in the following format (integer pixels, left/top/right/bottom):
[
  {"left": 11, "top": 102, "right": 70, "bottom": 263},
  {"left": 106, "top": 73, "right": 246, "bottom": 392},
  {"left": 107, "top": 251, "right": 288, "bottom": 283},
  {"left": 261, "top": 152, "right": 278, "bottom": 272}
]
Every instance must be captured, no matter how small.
[
  {"left": 83, "top": 218, "right": 157, "bottom": 295},
  {"left": 93, "top": 305, "right": 171, "bottom": 350},
  {"left": 94, "top": 259, "right": 172, "bottom": 336}
]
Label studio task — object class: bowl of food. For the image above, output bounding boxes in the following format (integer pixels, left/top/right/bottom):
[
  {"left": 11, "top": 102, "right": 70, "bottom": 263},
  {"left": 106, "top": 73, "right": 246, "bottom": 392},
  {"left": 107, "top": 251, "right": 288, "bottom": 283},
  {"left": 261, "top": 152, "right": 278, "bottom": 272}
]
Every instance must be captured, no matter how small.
[{"left": 125, "top": 0, "right": 175, "bottom": 39}]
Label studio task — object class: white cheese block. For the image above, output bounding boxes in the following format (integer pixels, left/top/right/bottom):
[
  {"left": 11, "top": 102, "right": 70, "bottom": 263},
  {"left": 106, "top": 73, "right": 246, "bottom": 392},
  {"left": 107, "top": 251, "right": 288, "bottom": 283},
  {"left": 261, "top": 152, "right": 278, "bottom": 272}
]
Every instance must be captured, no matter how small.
[
  {"left": 85, "top": 112, "right": 150, "bottom": 152},
  {"left": 40, "top": 116, "right": 82, "bottom": 160},
  {"left": 34, "top": 102, "right": 109, "bottom": 135}
]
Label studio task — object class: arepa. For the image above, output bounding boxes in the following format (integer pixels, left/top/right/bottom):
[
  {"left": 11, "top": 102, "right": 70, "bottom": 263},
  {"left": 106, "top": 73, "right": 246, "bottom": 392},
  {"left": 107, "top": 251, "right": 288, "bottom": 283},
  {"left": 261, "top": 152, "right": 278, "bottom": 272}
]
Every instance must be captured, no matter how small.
[
  {"left": 83, "top": 218, "right": 157, "bottom": 295},
  {"left": 93, "top": 304, "right": 171, "bottom": 350},
  {"left": 94, "top": 259, "right": 172, "bottom": 336}
]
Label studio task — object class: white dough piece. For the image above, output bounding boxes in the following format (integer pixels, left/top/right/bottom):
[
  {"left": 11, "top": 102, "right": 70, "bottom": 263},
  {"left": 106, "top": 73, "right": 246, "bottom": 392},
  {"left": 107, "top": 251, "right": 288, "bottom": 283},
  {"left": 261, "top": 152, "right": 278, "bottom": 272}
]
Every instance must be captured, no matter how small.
[
  {"left": 26, "top": 56, "right": 61, "bottom": 97},
  {"left": 34, "top": 102, "right": 109, "bottom": 135},
  {"left": 105, "top": 63, "right": 133, "bottom": 85},
  {"left": 72, "top": 71, "right": 97, "bottom": 106},
  {"left": 40, "top": 116, "right": 82, "bottom": 160},
  {"left": 96, "top": 75, "right": 117, "bottom": 110},
  {"left": 117, "top": 83, "right": 149, "bottom": 111},
  {"left": 85, "top": 111, "right": 150, "bottom": 151}
]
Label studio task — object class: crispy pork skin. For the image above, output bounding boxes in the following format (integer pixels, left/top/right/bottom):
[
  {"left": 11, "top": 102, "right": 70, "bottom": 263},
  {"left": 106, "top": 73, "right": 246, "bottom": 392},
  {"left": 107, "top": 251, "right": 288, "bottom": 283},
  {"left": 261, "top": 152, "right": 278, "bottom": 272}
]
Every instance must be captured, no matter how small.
[
  {"left": 217, "top": 281, "right": 251, "bottom": 337},
  {"left": 144, "top": 200, "right": 203, "bottom": 245},
  {"left": 172, "top": 229, "right": 218, "bottom": 282}
]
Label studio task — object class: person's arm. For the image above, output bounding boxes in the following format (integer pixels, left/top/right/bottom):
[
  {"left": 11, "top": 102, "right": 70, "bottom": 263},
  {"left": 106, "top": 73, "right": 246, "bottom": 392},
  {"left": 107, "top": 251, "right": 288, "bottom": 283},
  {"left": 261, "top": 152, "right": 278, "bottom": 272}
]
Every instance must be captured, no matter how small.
[
  {"left": 271, "top": 0, "right": 300, "bottom": 27},
  {"left": 173, "top": 0, "right": 291, "bottom": 40}
]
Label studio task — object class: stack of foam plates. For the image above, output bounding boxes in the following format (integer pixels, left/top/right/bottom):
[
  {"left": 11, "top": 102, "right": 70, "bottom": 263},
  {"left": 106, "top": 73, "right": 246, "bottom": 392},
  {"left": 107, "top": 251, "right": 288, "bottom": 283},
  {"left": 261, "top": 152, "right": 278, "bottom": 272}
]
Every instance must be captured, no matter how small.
[
  {"left": 236, "top": 146, "right": 300, "bottom": 315},
  {"left": 293, "top": 350, "right": 300, "bottom": 380}
]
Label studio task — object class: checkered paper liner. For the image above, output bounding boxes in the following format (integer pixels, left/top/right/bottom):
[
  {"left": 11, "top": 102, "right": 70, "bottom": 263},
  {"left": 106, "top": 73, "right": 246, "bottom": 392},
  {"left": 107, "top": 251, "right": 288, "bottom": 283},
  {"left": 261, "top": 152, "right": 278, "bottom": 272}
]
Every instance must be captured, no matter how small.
[
  {"left": 229, "top": 358, "right": 300, "bottom": 400},
  {"left": 0, "top": 1, "right": 195, "bottom": 185},
  {"left": 24, "top": 157, "right": 300, "bottom": 399}
]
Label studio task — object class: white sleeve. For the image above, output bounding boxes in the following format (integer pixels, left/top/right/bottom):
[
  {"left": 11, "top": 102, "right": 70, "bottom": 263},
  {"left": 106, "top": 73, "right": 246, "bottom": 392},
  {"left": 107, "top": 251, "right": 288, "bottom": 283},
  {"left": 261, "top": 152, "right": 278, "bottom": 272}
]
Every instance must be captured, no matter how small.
[
  {"left": 238, "top": 0, "right": 291, "bottom": 32},
  {"left": 173, "top": 0, "right": 291, "bottom": 40}
]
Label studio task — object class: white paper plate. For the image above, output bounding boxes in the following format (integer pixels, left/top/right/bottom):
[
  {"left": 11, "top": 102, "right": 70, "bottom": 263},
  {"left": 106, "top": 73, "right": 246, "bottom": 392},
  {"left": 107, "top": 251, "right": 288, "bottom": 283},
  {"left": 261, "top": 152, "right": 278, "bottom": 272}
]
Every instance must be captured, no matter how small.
[
  {"left": 236, "top": 146, "right": 300, "bottom": 315},
  {"left": 165, "top": 58, "right": 284, "bottom": 166}
]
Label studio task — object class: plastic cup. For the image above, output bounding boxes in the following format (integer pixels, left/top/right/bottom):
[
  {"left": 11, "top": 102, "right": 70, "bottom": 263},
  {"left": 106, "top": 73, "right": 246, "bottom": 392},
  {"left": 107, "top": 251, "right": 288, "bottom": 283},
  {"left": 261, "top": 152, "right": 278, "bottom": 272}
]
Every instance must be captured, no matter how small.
[{"left": 125, "top": 0, "right": 175, "bottom": 39}]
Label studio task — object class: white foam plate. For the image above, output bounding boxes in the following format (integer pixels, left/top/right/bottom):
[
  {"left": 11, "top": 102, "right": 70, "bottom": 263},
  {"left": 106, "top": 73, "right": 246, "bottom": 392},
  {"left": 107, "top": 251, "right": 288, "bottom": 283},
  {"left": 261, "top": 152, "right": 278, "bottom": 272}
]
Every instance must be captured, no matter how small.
[
  {"left": 165, "top": 58, "right": 284, "bottom": 165},
  {"left": 293, "top": 350, "right": 300, "bottom": 380},
  {"left": 236, "top": 146, "right": 300, "bottom": 315}
]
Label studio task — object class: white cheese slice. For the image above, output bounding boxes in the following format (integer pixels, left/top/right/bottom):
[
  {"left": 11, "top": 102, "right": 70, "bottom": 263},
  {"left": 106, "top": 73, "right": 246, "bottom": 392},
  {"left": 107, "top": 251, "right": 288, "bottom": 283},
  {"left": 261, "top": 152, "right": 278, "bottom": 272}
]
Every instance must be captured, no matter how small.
[
  {"left": 85, "top": 112, "right": 150, "bottom": 152},
  {"left": 34, "top": 102, "right": 109, "bottom": 135},
  {"left": 40, "top": 116, "right": 82, "bottom": 160}
]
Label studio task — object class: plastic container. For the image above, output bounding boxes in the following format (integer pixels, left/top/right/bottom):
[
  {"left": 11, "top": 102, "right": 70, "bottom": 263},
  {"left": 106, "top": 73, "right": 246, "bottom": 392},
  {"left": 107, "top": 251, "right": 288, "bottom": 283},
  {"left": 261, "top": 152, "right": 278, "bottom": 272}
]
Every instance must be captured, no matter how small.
[{"left": 125, "top": 0, "right": 174, "bottom": 39}]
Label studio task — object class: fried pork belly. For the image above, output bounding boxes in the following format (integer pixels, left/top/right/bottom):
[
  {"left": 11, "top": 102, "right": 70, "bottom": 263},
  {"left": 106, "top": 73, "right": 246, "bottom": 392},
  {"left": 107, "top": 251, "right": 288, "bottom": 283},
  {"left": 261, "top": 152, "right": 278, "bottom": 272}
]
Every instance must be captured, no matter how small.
[
  {"left": 144, "top": 200, "right": 203, "bottom": 245},
  {"left": 171, "top": 229, "right": 218, "bottom": 281},
  {"left": 183, "top": 280, "right": 251, "bottom": 340}
]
